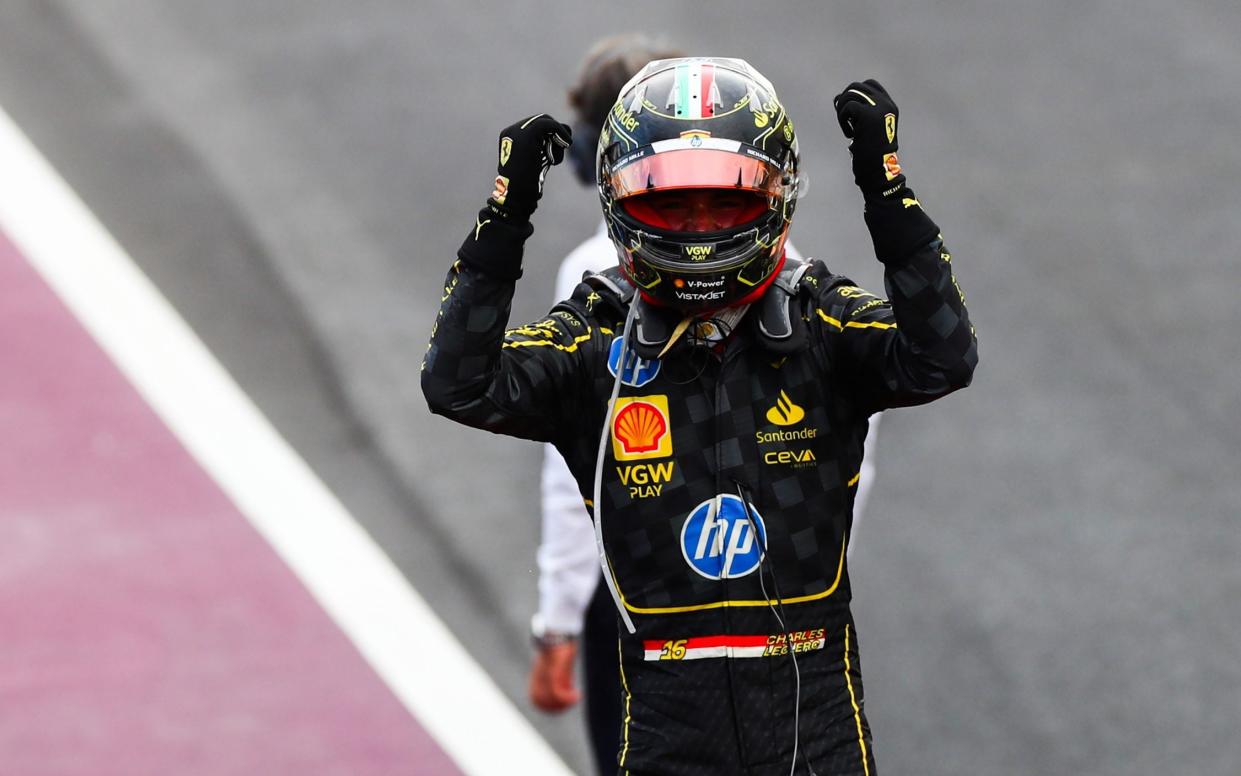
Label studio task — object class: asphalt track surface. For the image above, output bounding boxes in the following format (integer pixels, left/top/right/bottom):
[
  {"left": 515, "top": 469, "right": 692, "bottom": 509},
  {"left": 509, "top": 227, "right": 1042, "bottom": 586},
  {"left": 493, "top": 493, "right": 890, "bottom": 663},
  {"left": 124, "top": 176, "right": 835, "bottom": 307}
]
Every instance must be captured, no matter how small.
[{"left": 2, "top": 2, "right": 1239, "bottom": 774}]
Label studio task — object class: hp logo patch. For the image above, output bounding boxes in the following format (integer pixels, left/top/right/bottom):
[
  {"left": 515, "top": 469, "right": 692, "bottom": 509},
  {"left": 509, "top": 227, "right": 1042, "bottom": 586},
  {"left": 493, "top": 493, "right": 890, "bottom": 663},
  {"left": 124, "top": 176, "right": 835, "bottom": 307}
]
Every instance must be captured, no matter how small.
[
  {"left": 607, "top": 337, "right": 660, "bottom": 387},
  {"left": 680, "top": 494, "right": 767, "bottom": 580}
]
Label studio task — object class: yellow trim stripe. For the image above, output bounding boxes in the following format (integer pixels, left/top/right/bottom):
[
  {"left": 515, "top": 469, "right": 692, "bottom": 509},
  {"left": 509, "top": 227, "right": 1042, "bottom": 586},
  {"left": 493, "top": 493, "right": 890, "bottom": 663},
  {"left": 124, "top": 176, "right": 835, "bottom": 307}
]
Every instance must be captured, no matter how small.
[
  {"left": 618, "top": 535, "right": 847, "bottom": 615},
  {"left": 500, "top": 324, "right": 612, "bottom": 353},
  {"left": 618, "top": 638, "right": 632, "bottom": 768},
  {"left": 502, "top": 330, "right": 593, "bottom": 352},
  {"left": 847, "top": 471, "right": 861, "bottom": 488},
  {"left": 844, "top": 624, "right": 871, "bottom": 776},
  {"left": 519, "top": 113, "right": 546, "bottom": 129},
  {"left": 818, "top": 312, "right": 842, "bottom": 328},
  {"left": 847, "top": 88, "right": 877, "bottom": 106},
  {"left": 815, "top": 309, "right": 897, "bottom": 331}
]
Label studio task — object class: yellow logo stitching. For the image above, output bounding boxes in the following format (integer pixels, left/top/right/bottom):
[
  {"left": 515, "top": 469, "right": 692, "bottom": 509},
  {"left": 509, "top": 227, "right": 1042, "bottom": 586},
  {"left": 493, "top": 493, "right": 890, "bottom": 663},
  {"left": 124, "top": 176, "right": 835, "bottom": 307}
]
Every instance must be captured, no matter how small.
[
  {"left": 884, "top": 113, "right": 896, "bottom": 144},
  {"left": 836, "top": 285, "right": 874, "bottom": 299},
  {"left": 499, "top": 137, "right": 512, "bottom": 167}
]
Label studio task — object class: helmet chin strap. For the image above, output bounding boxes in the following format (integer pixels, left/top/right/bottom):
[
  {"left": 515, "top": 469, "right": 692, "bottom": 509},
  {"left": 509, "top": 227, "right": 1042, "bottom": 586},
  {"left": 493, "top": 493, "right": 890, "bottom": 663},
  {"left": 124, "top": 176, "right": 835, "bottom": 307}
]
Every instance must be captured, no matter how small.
[{"left": 658, "top": 316, "right": 695, "bottom": 359}]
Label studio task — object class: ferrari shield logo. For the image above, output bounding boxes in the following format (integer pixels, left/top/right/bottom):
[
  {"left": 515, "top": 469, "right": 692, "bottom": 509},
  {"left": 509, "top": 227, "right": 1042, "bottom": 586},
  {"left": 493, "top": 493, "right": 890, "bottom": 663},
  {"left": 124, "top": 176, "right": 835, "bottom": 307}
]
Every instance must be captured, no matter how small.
[
  {"left": 499, "top": 137, "right": 512, "bottom": 167},
  {"left": 884, "top": 113, "right": 896, "bottom": 144}
]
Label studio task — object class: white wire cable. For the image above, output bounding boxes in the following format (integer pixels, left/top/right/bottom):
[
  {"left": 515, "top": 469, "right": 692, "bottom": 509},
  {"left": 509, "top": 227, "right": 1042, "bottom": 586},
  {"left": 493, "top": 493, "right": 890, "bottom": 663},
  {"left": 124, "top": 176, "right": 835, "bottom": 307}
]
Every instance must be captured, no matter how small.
[{"left": 593, "top": 300, "right": 639, "bottom": 634}]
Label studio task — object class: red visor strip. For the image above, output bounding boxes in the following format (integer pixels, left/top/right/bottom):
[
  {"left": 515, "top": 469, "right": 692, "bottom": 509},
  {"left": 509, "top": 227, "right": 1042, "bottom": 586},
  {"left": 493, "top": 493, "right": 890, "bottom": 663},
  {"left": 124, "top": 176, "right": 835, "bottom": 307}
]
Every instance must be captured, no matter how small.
[{"left": 701, "top": 63, "right": 715, "bottom": 117}]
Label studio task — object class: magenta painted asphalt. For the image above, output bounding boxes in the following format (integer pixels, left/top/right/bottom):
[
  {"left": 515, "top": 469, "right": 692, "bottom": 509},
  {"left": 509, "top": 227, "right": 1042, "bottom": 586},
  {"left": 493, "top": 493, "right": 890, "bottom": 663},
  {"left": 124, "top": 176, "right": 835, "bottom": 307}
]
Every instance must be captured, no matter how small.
[{"left": 0, "top": 229, "right": 462, "bottom": 775}]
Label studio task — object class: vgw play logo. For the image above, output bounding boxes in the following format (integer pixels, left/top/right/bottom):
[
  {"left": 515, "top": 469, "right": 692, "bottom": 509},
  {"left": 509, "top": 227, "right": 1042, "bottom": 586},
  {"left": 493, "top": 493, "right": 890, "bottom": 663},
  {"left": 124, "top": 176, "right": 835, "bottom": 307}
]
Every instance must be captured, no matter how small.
[{"left": 680, "top": 494, "right": 767, "bottom": 579}]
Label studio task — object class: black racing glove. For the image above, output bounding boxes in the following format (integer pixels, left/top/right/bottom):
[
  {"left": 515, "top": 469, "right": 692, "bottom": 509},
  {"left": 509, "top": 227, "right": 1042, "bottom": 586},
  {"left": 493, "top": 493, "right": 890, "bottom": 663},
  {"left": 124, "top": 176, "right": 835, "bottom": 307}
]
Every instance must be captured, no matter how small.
[
  {"left": 458, "top": 114, "right": 571, "bottom": 280},
  {"left": 487, "top": 114, "right": 573, "bottom": 221},
  {"left": 833, "top": 79, "right": 905, "bottom": 202},
  {"left": 833, "top": 79, "right": 938, "bottom": 262}
]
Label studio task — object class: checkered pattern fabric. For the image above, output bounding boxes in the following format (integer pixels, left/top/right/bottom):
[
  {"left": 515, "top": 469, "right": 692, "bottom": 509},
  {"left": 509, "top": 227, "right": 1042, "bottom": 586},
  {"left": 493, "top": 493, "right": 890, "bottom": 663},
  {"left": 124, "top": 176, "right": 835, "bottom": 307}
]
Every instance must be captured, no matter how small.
[{"left": 422, "top": 220, "right": 976, "bottom": 775}]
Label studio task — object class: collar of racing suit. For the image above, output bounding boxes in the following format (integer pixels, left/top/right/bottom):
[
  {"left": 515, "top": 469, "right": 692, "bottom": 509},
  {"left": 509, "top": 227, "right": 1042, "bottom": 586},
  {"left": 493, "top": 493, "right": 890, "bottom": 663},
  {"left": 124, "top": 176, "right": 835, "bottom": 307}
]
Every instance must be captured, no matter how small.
[{"left": 583, "top": 256, "right": 814, "bottom": 361}]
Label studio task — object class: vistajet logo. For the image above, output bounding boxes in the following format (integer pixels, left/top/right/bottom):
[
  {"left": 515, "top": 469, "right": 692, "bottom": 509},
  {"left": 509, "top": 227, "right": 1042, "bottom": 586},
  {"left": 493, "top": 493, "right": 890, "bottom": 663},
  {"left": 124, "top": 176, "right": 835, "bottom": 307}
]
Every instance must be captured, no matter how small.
[{"left": 675, "top": 289, "right": 726, "bottom": 302}]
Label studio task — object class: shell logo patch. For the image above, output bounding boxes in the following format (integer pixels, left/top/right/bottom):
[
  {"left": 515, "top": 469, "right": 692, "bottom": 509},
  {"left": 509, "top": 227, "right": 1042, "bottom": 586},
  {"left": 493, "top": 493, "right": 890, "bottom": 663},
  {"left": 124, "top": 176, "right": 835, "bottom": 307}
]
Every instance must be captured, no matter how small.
[{"left": 612, "top": 396, "right": 672, "bottom": 460}]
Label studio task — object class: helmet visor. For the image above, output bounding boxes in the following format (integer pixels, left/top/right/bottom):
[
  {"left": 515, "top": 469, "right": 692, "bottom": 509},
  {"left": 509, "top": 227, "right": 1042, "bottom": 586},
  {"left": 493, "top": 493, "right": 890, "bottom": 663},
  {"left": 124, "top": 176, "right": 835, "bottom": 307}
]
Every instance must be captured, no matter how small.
[
  {"left": 621, "top": 189, "right": 770, "bottom": 232},
  {"left": 608, "top": 147, "right": 783, "bottom": 201}
]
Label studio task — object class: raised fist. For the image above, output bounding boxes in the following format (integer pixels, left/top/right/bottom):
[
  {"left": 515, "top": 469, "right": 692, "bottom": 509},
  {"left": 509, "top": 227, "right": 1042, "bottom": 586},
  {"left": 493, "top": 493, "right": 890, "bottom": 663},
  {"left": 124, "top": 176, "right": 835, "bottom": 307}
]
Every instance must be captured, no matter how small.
[
  {"left": 833, "top": 80, "right": 905, "bottom": 201},
  {"left": 489, "top": 114, "right": 572, "bottom": 219}
]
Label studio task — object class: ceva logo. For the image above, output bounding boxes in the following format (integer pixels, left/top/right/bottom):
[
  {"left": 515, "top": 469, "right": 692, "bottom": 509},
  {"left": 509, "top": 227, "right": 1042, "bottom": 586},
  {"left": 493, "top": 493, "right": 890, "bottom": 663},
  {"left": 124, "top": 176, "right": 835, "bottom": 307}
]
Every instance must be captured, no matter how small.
[
  {"left": 765, "top": 390, "right": 805, "bottom": 426},
  {"left": 680, "top": 494, "right": 766, "bottom": 580},
  {"left": 607, "top": 337, "right": 660, "bottom": 387}
]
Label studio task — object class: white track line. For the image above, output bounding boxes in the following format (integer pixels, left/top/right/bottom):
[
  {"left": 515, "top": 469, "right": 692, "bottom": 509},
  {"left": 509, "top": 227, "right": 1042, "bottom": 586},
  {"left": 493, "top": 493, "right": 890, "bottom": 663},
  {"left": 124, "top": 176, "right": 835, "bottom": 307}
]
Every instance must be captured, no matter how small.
[{"left": 0, "top": 104, "right": 572, "bottom": 776}]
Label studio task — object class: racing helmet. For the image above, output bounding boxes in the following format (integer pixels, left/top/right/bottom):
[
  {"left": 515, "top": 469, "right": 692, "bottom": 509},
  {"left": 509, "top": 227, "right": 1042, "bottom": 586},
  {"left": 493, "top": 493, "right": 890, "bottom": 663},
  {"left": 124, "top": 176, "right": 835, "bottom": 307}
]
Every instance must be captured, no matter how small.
[{"left": 597, "top": 57, "right": 800, "bottom": 312}]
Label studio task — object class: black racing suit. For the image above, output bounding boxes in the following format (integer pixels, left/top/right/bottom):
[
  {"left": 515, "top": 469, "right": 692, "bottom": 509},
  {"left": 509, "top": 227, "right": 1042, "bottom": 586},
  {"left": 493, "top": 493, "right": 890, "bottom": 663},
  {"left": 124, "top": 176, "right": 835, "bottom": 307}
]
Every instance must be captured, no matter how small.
[{"left": 422, "top": 199, "right": 977, "bottom": 775}]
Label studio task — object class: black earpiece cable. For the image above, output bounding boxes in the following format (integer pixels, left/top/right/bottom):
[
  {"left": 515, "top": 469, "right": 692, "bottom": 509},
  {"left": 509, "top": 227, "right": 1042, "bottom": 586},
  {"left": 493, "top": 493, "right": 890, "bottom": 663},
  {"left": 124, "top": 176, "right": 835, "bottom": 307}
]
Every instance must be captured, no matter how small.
[{"left": 733, "top": 479, "right": 819, "bottom": 776}]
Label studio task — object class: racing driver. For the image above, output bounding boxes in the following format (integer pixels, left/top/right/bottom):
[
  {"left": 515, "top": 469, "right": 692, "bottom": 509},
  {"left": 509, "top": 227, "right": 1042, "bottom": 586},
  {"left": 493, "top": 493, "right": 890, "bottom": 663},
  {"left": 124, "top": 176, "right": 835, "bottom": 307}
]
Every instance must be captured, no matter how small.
[{"left": 422, "top": 58, "right": 978, "bottom": 775}]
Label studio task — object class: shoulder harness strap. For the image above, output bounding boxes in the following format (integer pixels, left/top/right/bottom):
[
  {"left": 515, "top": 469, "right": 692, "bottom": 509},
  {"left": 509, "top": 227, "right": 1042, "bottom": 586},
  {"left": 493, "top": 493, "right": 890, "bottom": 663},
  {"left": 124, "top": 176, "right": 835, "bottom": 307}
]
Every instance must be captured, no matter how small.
[
  {"left": 754, "top": 256, "right": 815, "bottom": 354},
  {"left": 552, "top": 264, "right": 634, "bottom": 326},
  {"left": 583, "top": 267, "right": 676, "bottom": 362},
  {"left": 583, "top": 265, "right": 635, "bottom": 305}
]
